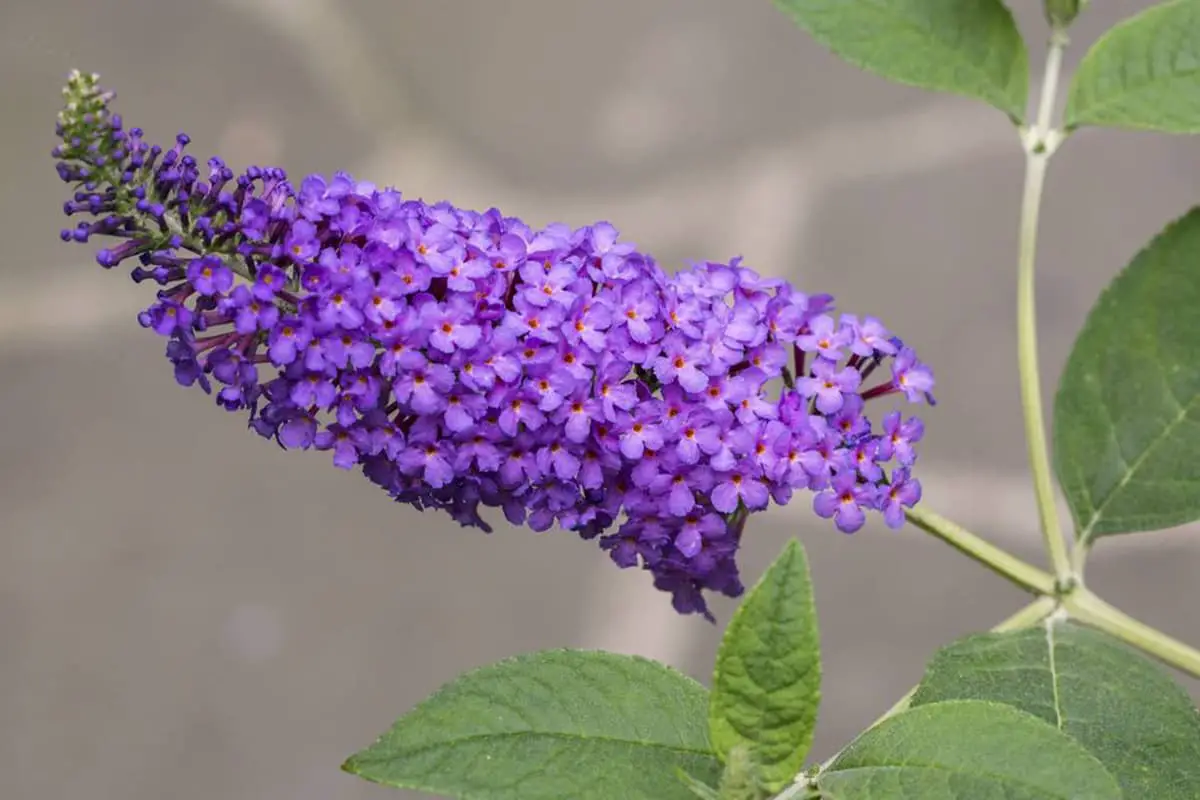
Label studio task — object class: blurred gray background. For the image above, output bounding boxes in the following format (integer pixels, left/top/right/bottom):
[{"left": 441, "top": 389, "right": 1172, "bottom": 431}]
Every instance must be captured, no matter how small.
[{"left": 3, "top": 1, "right": 1199, "bottom": 798}]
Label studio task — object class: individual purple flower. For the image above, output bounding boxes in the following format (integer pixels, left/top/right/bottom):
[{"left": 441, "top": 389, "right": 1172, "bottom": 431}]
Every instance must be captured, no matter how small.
[
  {"left": 497, "top": 435, "right": 540, "bottom": 488},
  {"left": 314, "top": 426, "right": 362, "bottom": 470},
  {"left": 890, "top": 347, "right": 936, "bottom": 403},
  {"left": 796, "top": 314, "right": 850, "bottom": 362},
  {"left": 387, "top": 251, "right": 432, "bottom": 295},
  {"left": 711, "top": 466, "right": 770, "bottom": 513},
  {"left": 732, "top": 382, "right": 780, "bottom": 425},
  {"left": 615, "top": 283, "right": 661, "bottom": 344},
  {"left": 454, "top": 431, "right": 503, "bottom": 473},
  {"left": 881, "top": 468, "right": 921, "bottom": 528},
  {"left": 878, "top": 411, "right": 924, "bottom": 466},
  {"left": 526, "top": 370, "right": 575, "bottom": 413},
  {"left": 745, "top": 341, "right": 788, "bottom": 375},
  {"left": 394, "top": 362, "right": 454, "bottom": 414},
  {"left": 828, "top": 395, "right": 870, "bottom": 443},
  {"left": 363, "top": 274, "right": 406, "bottom": 325},
  {"left": 595, "top": 356, "right": 639, "bottom": 421},
  {"left": 674, "top": 408, "right": 724, "bottom": 465},
  {"left": 798, "top": 358, "right": 862, "bottom": 414},
  {"left": 407, "top": 220, "right": 462, "bottom": 274},
  {"left": 656, "top": 465, "right": 714, "bottom": 517},
  {"left": 504, "top": 295, "right": 566, "bottom": 344},
  {"left": 554, "top": 341, "right": 595, "bottom": 383},
  {"left": 558, "top": 391, "right": 600, "bottom": 443},
  {"left": 443, "top": 389, "right": 487, "bottom": 433},
  {"left": 765, "top": 292, "right": 810, "bottom": 342},
  {"left": 224, "top": 285, "right": 280, "bottom": 334},
  {"left": 297, "top": 174, "right": 341, "bottom": 221},
  {"left": 140, "top": 300, "right": 193, "bottom": 337},
  {"left": 536, "top": 439, "right": 582, "bottom": 482},
  {"left": 723, "top": 300, "right": 768, "bottom": 348},
  {"left": 422, "top": 296, "right": 483, "bottom": 354},
  {"left": 289, "top": 369, "right": 338, "bottom": 408},
  {"left": 732, "top": 419, "right": 789, "bottom": 476},
  {"left": 397, "top": 436, "right": 454, "bottom": 489},
  {"left": 186, "top": 256, "right": 234, "bottom": 296},
  {"left": 267, "top": 319, "right": 311, "bottom": 365},
  {"left": 316, "top": 284, "right": 367, "bottom": 330},
  {"left": 443, "top": 257, "right": 491, "bottom": 293},
  {"left": 519, "top": 261, "right": 578, "bottom": 308},
  {"left": 843, "top": 314, "right": 897, "bottom": 358},
  {"left": 851, "top": 437, "right": 883, "bottom": 483},
  {"left": 618, "top": 405, "right": 666, "bottom": 460},
  {"left": 284, "top": 218, "right": 321, "bottom": 263},
  {"left": 674, "top": 512, "right": 725, "bottom": 559},
  {"left": 587, "top": 221, "right": 638, "bottom": 279},
  {"left": 797, "top": 421, "right": 850, "bottom": 489},
  {"left": 653, "top": 333, "right": 711, "bottom": 393},
  {"left": 279, "top": 413, "right": 318, "bottom": 449},
  {"left": 813, "top": 470, "right": 876, "bottom": 533},
  {"left": 323, "top": 330, "right": 376, "bottom": 371},
  {"left": 498, "top": 391, "right": 548, "bottom": 437}
]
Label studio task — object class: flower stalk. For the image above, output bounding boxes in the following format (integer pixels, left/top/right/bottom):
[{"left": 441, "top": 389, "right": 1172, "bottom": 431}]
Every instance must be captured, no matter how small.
[{"left": 904, "top": 506, "right": 1056, "bottom": 596}]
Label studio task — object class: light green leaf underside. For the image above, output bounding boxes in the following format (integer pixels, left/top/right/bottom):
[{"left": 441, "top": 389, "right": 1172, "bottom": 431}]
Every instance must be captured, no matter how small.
[
  {"left": 1066, "top": 0, "right": 1200, "bottom": 133},
  {"left": 772, "top": 0, "right": 1028, "bottom": 120}
]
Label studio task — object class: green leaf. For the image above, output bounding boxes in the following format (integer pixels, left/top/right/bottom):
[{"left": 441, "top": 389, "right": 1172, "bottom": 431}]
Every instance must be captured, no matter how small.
[
  {"left": 1053, "top": 207, "right": 1200, "bottom": 542},
  {"left": 343, "top": 649, "right": 720, "bottom": 800},
  {"left": 709, "top": 539, "right": 820, "bottom": 793},
  {"left": 1065, "top": 0, "right": 1200, "bottom": 133},
  {"left": 819, "top": 700, "right": 1122, "bottom": 799},
  {"left": 910, "top": 620, "right": 1200, "bottom": 798},
  {"left": 771, "top": 0, "right": 1029, "bottom": 120}
]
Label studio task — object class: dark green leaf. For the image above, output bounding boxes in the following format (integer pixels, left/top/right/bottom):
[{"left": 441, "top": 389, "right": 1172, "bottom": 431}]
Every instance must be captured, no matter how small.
[
  {"left": 910, "top": 620, "right": 1200, "bottom": 798},
  {"left": 819, "top": 700, "right": 1122, "bottom": 799},
  {"left": 709, "top": 539, "right": 820, "bottom": 793},
  {"left": 676, "top": 769, "right": 721, "bottom": 800},
  {"left": 772, "top": 0, "right": 1028, "bottom": 120},
  {"left": 1054, "top": 207, "right": 1200, "bottom": 541},
  {"left": 1066, "top": 0, "right": 1200, "bottom": 133},
  {"left": 343, "top": 649, "right": 719, "bottom": 800}
]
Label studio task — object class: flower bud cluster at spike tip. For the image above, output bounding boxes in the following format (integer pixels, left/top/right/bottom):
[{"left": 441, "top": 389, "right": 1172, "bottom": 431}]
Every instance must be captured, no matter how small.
[{"left": 53, "top": 71, "right": 936, "bottom": 619}]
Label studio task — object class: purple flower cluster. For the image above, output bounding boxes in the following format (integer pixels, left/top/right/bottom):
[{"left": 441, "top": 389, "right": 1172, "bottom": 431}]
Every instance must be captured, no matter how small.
[{"left": 53, "top": 71, "right": 935, "bottom": 618}]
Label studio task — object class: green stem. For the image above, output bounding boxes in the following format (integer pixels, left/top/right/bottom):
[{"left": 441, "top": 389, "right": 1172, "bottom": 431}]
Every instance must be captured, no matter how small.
[
  {"left": 1069, "top": 536, "right": 1092, "bottom": 582},
  {"left": 1065, "top": 589, "right": 1200, "bottom": 678},
  {"left": 904, "top": 507, "right": 1056, "bottom": 596},
  {"left": 1018, "top": 28, "right": 1072, "bottom": 587}
]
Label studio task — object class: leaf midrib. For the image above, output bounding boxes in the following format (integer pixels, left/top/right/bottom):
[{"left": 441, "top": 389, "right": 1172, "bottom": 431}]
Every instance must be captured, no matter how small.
[
  {"left": 1044, "top": 621, "right": 1065, "bottom": 731},
  {"left": 350, "top": 727, "right": 718, "bottom": 763}
]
